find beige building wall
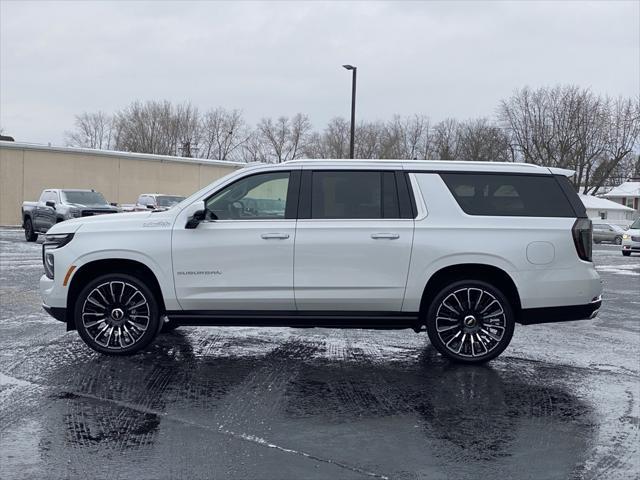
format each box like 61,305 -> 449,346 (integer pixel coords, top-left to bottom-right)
0,143 -> 241,225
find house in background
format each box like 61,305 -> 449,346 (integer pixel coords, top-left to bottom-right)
603,180 -> 640,220
579,195 -> 635,226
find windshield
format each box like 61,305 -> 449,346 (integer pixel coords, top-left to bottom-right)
62,191 -> 108,205
156,195 -> 185,207
631,218 -> 640,229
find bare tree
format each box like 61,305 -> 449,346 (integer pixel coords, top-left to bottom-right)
64,89 -> 637,188
257,113 -> 311,163
379,115 -> 433,159
355,121 -> 384,159
111,100 -> 200,156
456,118 -> 513,162
587,97 -> 640,193
499,86 -> 639,191
432,118 -> 460,160
199,108 -> 248,161
65,111 -> 113,149
324,117 -> 351,158
241,130 -> 267,163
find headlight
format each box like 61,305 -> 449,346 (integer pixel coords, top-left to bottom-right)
69,208 -> 81,218
42,233 -> 75,279
623,234 -> 630,239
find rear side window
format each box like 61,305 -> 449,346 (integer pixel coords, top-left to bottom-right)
440,173 -> 576,217
310,171 -> 399,219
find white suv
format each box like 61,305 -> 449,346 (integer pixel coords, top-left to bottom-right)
40,160 -> 602,363
621,217 -> 640,256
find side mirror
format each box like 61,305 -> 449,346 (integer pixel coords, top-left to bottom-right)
184,201 -> 206,229
110,202 -> 118,207
46,201 -> 55,208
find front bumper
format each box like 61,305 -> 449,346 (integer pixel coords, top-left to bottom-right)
42,303 -> 66,323
518,296 -> 602,325
622,240 -> 640,252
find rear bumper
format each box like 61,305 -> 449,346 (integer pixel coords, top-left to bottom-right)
518,296 -> 602,325
42,303 -> 67,323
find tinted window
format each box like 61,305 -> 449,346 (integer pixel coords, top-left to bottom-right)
440,173 -> 576,217
311,171 -> 399,219
206,172 -> 289,220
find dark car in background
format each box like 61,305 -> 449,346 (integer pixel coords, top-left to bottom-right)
21,189 -> 118,241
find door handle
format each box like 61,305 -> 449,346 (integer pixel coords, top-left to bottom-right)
261,233 -> 290,240
371,233 -> 400,239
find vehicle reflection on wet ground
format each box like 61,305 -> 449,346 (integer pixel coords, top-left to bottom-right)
1,230 -> 638,479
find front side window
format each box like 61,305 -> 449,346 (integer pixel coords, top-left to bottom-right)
310,171 -> 399,219
206,172 -> 289,220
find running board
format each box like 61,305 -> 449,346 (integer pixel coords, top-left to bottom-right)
165,310 -> 420,329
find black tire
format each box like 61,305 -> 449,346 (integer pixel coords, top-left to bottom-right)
24,218 -> 38,242
160,318 -> 181,333
614,236 -> 622,245
74,273 -> 162,355
425,280 -> 515,364
622,251 -> 631,257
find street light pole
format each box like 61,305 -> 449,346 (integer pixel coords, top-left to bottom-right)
342,64 -> 357,159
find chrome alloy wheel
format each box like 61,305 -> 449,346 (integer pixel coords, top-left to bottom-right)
81,281 -> 151,350
435,287 -> 507,358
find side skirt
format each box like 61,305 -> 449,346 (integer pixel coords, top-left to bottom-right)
165,310 -> 421,330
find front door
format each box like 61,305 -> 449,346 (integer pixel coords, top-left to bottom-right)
35,190 -> 57,231
172,169 -> 300,311
294,169 -> 414,311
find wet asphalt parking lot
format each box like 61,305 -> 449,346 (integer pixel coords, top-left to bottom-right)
0,228 -> 638,480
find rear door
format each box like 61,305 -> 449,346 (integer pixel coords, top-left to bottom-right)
294,168 -> 414,311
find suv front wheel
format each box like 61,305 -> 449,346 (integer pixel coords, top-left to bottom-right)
426,280 -> 515,364
74,273 -> 162,355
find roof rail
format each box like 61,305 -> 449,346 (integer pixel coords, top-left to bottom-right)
241,161 -> 269,168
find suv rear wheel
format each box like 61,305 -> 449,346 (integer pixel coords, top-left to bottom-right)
426,280 -> 515,364
74,273 -> 162,355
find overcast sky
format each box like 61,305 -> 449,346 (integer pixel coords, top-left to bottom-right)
1,0 -> 638,145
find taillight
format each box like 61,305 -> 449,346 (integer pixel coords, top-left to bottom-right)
572,218 -> 592,262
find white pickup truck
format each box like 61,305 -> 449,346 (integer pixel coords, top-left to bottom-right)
39,160 -> 602,363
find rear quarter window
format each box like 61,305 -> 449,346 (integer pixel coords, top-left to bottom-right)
440,173 -> 577,217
